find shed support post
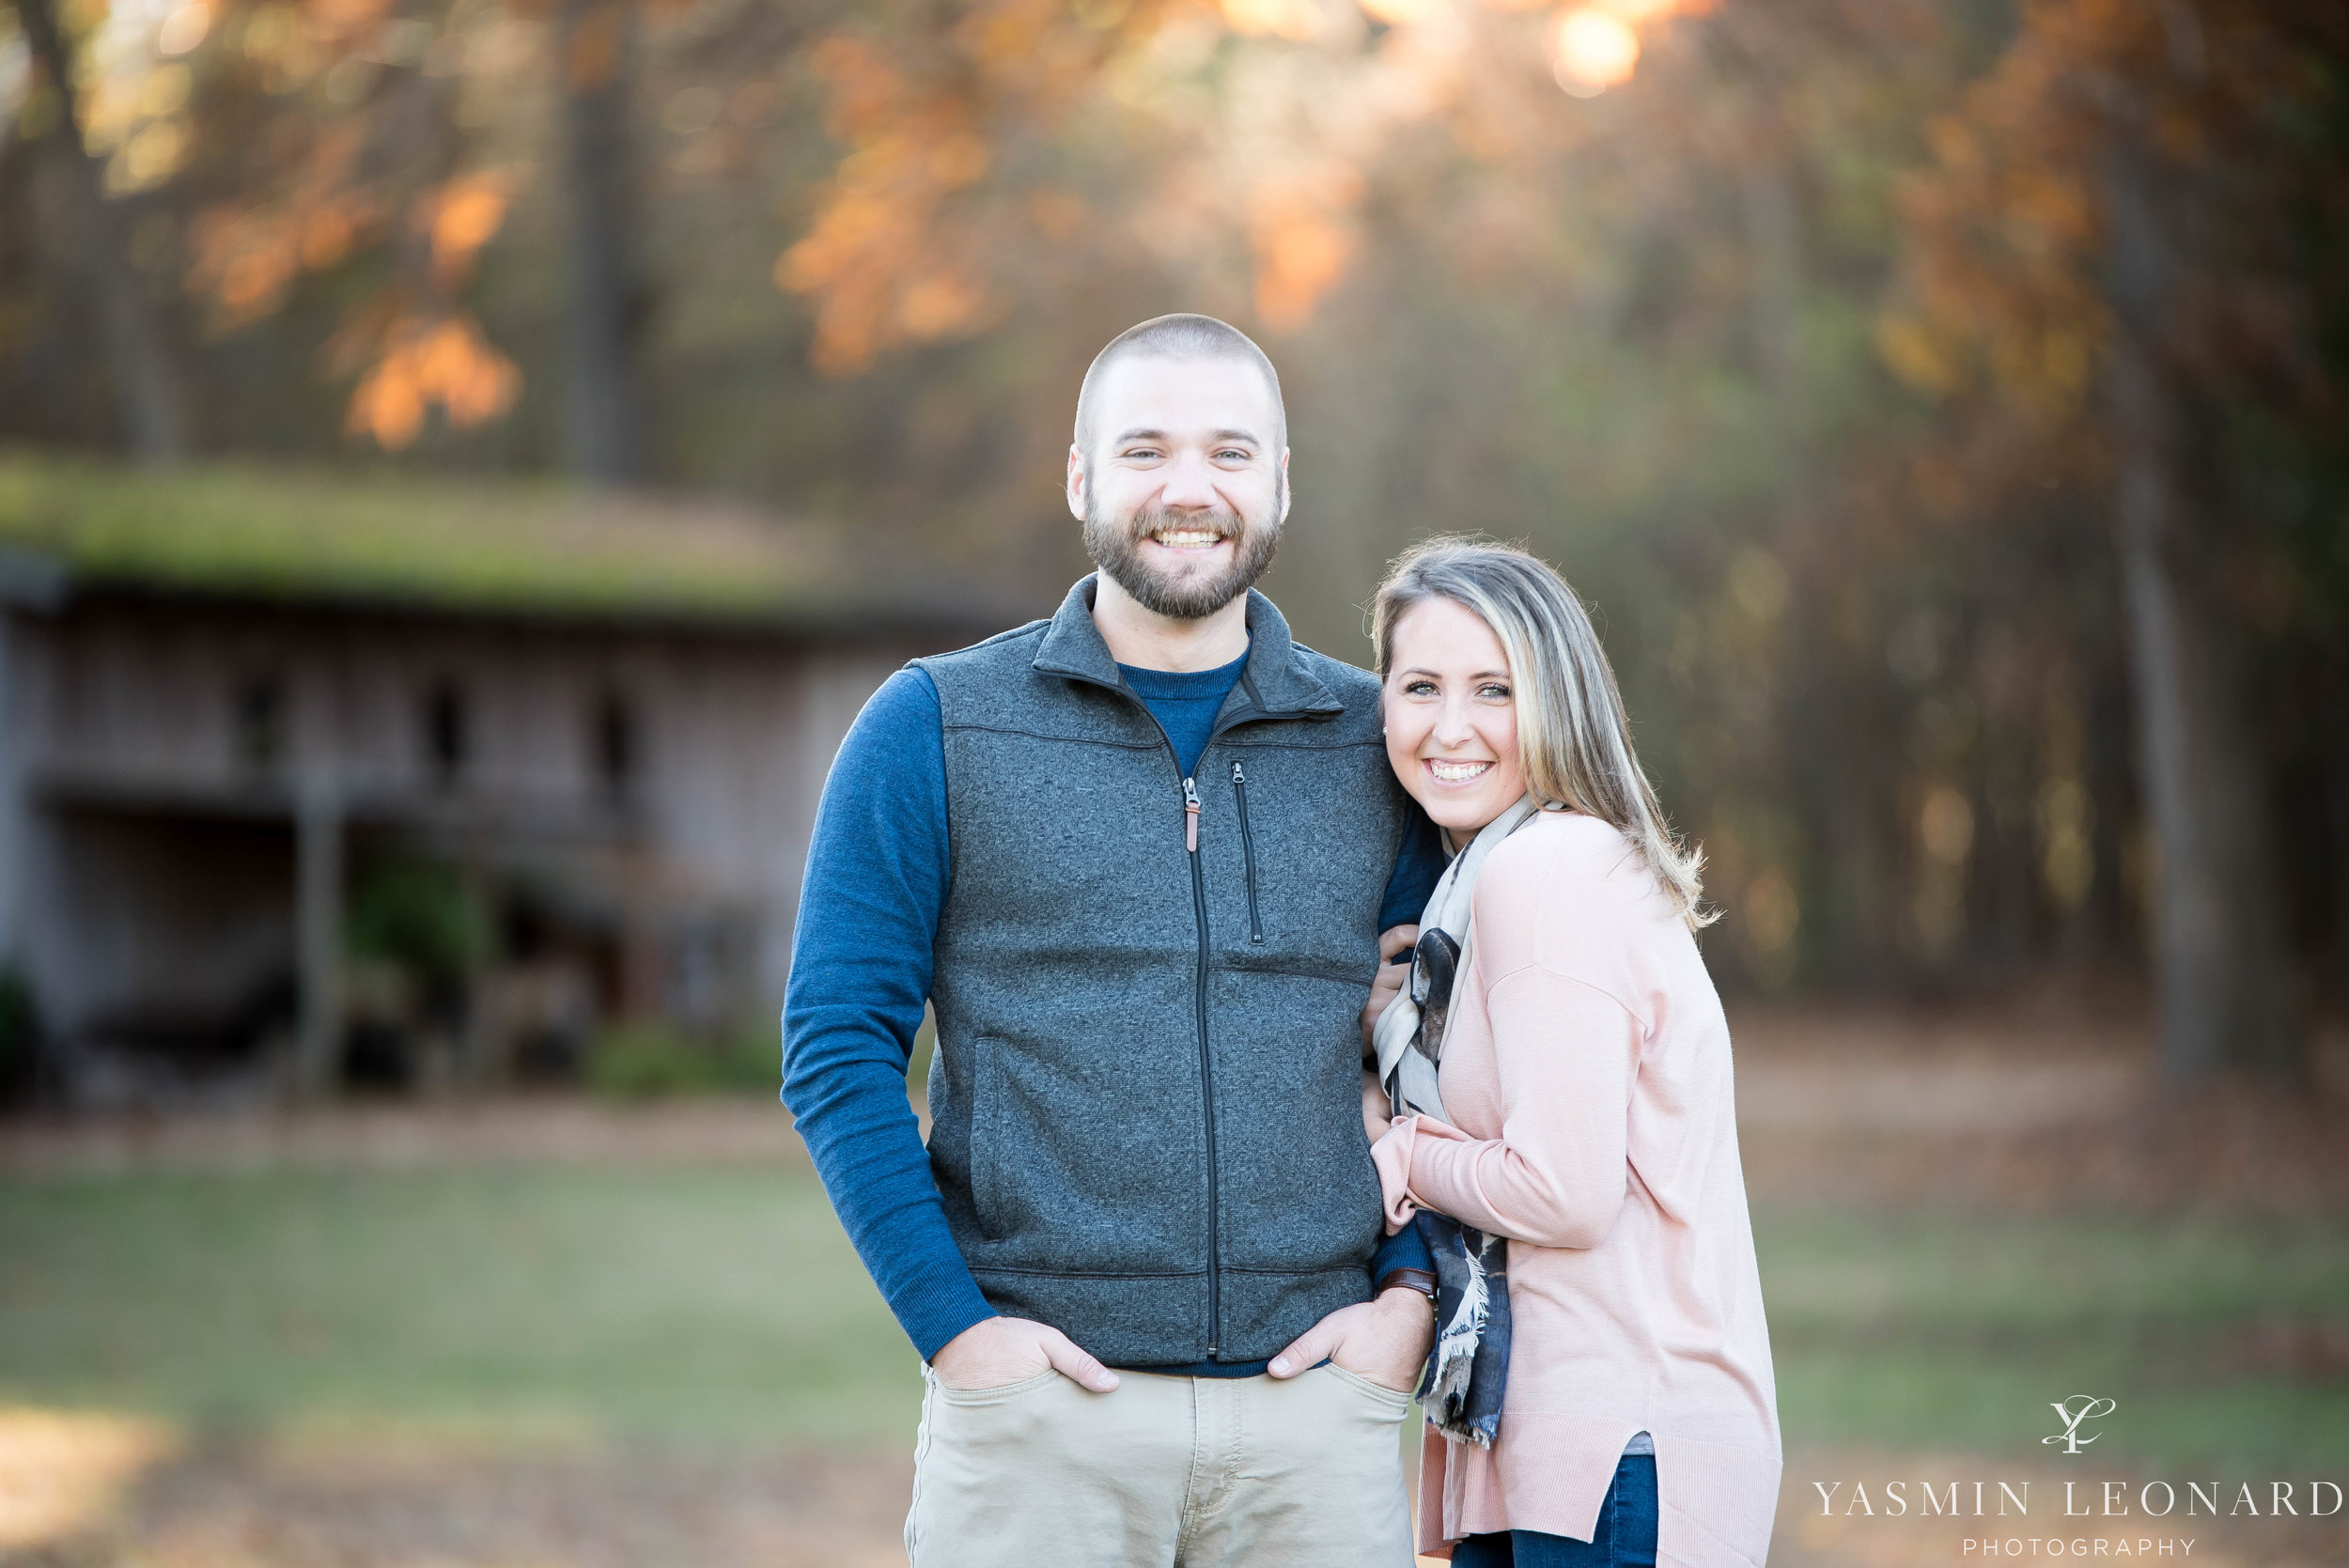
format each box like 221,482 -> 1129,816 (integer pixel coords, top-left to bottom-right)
295,787 -> 343,1097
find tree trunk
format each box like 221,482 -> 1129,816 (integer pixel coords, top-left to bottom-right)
2103,141 -> 2297,1084
556,0 -> 651,483
11,0 -> 188,463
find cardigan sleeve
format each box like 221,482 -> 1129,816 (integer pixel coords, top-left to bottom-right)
1370,966 -> 1640,1250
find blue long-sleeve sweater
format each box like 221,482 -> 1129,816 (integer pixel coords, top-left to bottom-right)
781,652 -> 1443,1367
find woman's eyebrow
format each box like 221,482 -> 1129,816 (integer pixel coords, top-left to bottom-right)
1394,667 -> 1511,680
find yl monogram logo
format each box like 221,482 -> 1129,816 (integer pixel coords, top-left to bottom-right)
2044,1395 -> 2117,1454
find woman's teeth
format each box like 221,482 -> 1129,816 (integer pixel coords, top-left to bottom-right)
1151,529 -> 1226,550
1428,760 -> 1493,784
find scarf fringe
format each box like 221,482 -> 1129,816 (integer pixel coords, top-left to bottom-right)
1426,1237 -> 1495,1448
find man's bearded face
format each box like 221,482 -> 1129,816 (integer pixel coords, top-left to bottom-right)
1083,482 -> 1283,621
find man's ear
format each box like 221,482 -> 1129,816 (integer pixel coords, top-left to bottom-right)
1066,444 -> 1087,522
1278,447 -> 1292,524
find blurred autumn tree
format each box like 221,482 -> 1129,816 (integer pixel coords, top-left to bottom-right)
1882,0 -> 2349,1079
8,0 -> 188,458
0,0 -> 2341,1065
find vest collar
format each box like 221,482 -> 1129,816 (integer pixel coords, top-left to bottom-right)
1034,574 -> 1344,719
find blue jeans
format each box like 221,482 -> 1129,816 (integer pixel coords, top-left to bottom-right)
1450,1453 -> 1658,1568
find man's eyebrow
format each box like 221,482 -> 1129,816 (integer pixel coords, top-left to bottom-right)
1109,427 -> 1265,447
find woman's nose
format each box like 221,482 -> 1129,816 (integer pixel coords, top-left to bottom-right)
1430,698 -> 1475,748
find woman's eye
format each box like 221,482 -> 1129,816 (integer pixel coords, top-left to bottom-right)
1477,683 -> 1512,701
1402,680 -> 1437,697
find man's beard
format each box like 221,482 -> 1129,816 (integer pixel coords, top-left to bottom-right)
1084,497 -> 1283,621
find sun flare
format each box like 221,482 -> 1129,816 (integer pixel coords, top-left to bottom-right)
1549,8 -> 1641,96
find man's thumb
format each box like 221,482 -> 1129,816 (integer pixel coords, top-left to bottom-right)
1268,1323 -> 1336,1380
1042,1328 -> 1120,1393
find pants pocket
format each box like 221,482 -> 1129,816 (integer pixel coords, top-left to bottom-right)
1325,1361 -> 1415,1416
929,1366 -> 1061,1407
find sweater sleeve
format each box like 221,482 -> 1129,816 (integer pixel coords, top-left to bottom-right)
1377,800 -> 1447,932
1370,966 -> 1640,1250
780,667 -> 997,1360
1362,802 -> 1443,1281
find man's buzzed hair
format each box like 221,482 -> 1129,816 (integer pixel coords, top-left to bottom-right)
1073,313 -> 1287,460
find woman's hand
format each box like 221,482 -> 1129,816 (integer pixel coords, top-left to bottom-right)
1361,924 -> 1416,1141
1360,924 -> 1419,1050
1361,1067 -> 1393,1146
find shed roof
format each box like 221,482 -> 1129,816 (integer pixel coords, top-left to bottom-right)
0,449 -> 1006,633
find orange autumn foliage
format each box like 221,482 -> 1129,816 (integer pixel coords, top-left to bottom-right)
342,313 -> 522,449
1882,0 -> 2344,474
426,175 -> 511,289
776,0 -> 1181,375
780,0 -> 1707,368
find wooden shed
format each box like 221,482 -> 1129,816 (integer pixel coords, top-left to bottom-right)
0,453 -> 1018,1103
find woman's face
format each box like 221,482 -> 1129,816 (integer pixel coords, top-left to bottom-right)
1383,596 -> 1527,838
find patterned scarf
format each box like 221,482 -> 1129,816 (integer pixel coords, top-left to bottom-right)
1370,796 -> 1544,1449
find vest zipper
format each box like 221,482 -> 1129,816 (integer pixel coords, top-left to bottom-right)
1182,773 -> 1221,1357
1052,667 -> 1315,1366
1230,760 -> 1265,943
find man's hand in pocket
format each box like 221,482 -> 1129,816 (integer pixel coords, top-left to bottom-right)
930,1316 -> 1121,1393
1264,1288 -> 1433,1394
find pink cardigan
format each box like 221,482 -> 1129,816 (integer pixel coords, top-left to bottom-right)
1371,810 -> 1781,1566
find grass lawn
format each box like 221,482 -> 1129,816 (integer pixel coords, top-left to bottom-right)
2,1156 -> 2344,1467
1760,1206 -> 2349,1473
0,1161 -> 924,1449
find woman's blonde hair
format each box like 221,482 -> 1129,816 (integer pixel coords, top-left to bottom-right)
1372,536 -> 1715,929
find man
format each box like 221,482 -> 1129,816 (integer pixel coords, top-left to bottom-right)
782,314 -> 1443,1566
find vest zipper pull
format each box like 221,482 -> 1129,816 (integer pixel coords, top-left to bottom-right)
1183,776 -> 1201,853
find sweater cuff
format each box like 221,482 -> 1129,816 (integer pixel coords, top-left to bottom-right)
1370,1114 -> 1421,1234
1369,1217 -> 1434,1285
905,1275 -> 1003,1363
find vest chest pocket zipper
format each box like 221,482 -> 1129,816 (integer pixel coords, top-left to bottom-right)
1230,760 -> 1265,944
967,1035 -> 1014,1243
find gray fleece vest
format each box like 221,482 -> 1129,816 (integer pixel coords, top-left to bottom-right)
915,577 -> 1410,1367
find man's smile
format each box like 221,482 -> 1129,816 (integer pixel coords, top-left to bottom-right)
1145,526 -> 1234,554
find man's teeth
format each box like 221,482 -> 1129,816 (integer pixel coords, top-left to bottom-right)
1429,760 -> 1493,783
1152,530 -> 1225,549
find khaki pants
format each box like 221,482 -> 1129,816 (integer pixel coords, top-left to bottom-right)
905,1363 -> 1417,1567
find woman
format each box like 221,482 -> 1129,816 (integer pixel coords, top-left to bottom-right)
1361,538 -> 1780,1567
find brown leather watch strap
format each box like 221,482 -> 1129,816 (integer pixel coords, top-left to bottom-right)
1375,1267 -> 1439,1301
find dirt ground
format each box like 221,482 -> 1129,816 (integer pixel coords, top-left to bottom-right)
5,999 -> 2344,1568
13,1421 -> 2349,1568
10,997 -> 2342,1205
1,1418 -> 916,1568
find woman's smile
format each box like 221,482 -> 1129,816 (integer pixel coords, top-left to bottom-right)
1424,758 -> 1495,785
